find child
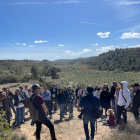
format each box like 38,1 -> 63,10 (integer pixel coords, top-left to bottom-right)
68,89 -> 75,119
57,89 -> 66,121
103,109 -> 116,126
114,87 -> 120,117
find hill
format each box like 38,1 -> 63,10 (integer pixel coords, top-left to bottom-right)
86,48 -> 140,72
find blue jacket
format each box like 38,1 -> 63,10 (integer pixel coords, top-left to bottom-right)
51,87 -> 58,99
14,94 -> 25,106
79,93 -> 100,115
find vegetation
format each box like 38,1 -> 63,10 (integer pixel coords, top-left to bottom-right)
86,48 -> 140,72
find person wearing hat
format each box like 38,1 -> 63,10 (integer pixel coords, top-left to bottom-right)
51,84 -> 58,112
30,84 -> 57,140
132,83 -> 140,122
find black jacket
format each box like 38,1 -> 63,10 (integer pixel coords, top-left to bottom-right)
133,89 -> 140,107
51,87 -> 58,99
110,86 -> 117,99
14,94 -> 25,106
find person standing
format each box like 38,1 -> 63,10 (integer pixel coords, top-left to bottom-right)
51,84 -> 58,111
75,85 -> 80,107
79,85 -> 100,140
23,85 -> 29,96
110,81 -> 117,108
42,87 -> 52,119
30,84 -> 57,140
68,89 -> 75,119
57,89 -> 66,121
100,87 -> 111,116
14,88 -> 25,128
77,87 -> 83,110
132,83 -> 140,122
94,88 -> 101,99
63,86 -> 68,113
114,87 -> 120,117
117,81 -> 131,124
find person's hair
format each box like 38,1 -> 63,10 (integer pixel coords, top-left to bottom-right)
59,89 -> 63,94
108,109 -> 113,115
87,85 -> 93,93
28,89 -> 31,92
116,86 -> 121,90
15,88 -> 20,95
44,87 -> 47,89
0,90 -> 6,100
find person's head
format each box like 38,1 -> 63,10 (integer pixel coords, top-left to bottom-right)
120,81 -> 128,90
28,89 -> 32,95
80,87 -> 83,90
0,90 -> 6,101
97,88 -> 100,91
108,109 -> 113,115
44,87 -> 47,92
113,81 -> 117,87
32,84 -> 41,94
96,85 -> 98,89
69,86 -> 72,90
15,88 -> 20,95
133,83 -> 139,91
19,85 -> 23,91
87,85 -> 93,93
116,87 -> 121,94
104,83 -> 108,87
52,84 -> 55,88
25,85 -> 28,90
78,85 -> 80,89
84,89 -> 87,94
64,86 -> 67,90
103,87 -> 107,91
59,89 -> 63,94
69,89 -> 72,93
2,87 -> 7,92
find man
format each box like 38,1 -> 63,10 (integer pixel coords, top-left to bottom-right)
132,83 -> 140,122
117,81 -> 131,124
30,84 -> 57,140
23,85 -> 29,96
42,87 -> 52,119
79,85 -> 100,140
75,85 -> 80,107
63,86 -> 68,113
51,84 -> 58,111
110,81 -> 117,108
0,89 -> 11,126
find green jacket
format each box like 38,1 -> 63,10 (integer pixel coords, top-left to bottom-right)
57,93 -> 66,104
133,89 -> 140,107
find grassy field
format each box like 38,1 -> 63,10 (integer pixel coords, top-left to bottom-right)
45,70 -> 140,90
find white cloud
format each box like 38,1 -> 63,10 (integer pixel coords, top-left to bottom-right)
22,43 -> 26,46
8,2 -> 47,5
128,44 -> 140,48
64,0 -> 83,4
120,31 -> 140,39
15,43 -> 21,45
83,49 -> 91,52
97,32 -> 110,38
117,1 -> 140,5
58,44 -> 64,47
65,50 -> 72,53
80,21 -> 111,26
92,43 -> 98,46
96,46 -> 115,52
124,44 -> 128,45
34,40 -> 48,43
29,45 -> 35,47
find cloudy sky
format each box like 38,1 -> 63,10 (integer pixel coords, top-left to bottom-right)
0,0 -> 140,60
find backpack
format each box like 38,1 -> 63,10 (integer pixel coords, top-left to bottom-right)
29,95 -> 39,121
87,95 -> 103,119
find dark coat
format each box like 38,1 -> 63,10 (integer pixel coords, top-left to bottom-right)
57,93 -> 66,104
133,89 -> 140,107
51,87 -> 58,99
63,90 -> 68,101
110,86 -> 117,99
100,91 -> 111,109
14,94 -> 25,106
75,88 -> 79,97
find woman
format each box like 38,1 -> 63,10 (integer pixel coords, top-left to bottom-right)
57,89 -> 66,121
14,88 -> 25,128
100,87 -> 111,116
77,87 -> 83,110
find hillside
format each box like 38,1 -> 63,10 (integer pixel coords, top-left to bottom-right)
86,48 -> 140,72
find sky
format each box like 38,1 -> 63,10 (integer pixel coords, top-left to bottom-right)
0,0 -> 140,61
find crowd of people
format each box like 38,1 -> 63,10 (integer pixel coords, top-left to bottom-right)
0,81 -> 140,140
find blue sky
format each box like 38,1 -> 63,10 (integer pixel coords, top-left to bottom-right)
0,0 -> 140,61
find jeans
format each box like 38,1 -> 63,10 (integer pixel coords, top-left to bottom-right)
83,114 -> 95,140
36,115 -> 57,140
51,98 -> 57,111
45,100 -> 52,116
117,105 -> 127,124
75,97 -> 77,106
16,106 -> 25,126
69,102 -> 73,115
64,101 -> 68,112
114,103 -> 117,117
60,104 -> 64,119
111,99 -> 115,108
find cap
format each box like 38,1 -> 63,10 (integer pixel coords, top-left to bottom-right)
84,89 -> 87,92
32,84 -> 41,90
133,83 -> 139,87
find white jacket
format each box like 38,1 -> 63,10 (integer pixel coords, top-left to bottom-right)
118,81 -> 131,109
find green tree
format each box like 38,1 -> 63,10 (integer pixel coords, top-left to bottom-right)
14,64 -> 23,76
30,63 -> 39,79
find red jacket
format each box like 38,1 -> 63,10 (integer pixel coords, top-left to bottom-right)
107,114 -> 116,126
